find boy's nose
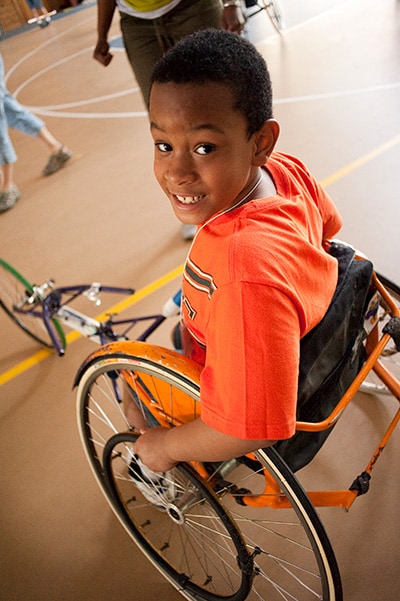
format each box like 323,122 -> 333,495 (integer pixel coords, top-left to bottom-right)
165,157 -> 196,186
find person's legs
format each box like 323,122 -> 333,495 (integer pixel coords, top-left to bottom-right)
163,0 -> 222,43
3,88 -> 44,137
120,13 -> 166,108
39,2 -> 49,17
37,126 -> 63,154
0,71 -> 18,207
119,0 -> 221,240
0,57 -> 17,168
41,135 -> 72,176
3,91 -> 71,175
120,0 -> 222,108
1,163 -> 14,189
42,149 -> 72,175
0,162 -> 20,213
30,0 -> 49,17
0,111 -> 17,168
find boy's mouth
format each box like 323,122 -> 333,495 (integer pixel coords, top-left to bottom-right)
175,194 -> 204,205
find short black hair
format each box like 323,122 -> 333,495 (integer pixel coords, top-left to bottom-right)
150,29 -> 273,137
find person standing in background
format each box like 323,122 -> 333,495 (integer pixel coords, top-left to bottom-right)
0,54 -> 72,213
93,0 -> 245,240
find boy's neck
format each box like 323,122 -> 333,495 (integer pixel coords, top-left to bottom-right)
259,167 -> 277,198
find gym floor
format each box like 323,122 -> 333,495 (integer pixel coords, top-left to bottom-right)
0,0 -> 399,599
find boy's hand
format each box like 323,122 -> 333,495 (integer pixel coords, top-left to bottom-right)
134,427 -> 177,473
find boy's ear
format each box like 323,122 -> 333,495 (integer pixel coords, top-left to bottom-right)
253,120 -> 280,166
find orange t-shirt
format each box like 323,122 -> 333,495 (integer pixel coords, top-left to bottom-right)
181,152 -> 343,441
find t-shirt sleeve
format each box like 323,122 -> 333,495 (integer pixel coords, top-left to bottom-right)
317,186 -> 343,240
270,153 -> 343,240
295,160 -> 343,240
199,281 -> 300,441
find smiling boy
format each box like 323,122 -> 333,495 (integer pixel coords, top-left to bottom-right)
134,29 -> 342,472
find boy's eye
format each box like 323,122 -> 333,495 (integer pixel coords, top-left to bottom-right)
156,142 -> 172,153
195,144 -> 216,155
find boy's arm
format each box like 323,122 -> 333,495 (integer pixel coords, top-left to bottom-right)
93,0 -> 116,66
321,193 -> 342,240
134,418 -> 275,473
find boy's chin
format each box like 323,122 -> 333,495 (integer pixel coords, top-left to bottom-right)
175,213 -> 200,226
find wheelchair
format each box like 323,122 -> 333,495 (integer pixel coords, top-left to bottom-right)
74,241 -> 400,601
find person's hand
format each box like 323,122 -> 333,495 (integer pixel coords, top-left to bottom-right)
93,40 -> 113,66
221,6 -> 246,33
133,427 -> 177,473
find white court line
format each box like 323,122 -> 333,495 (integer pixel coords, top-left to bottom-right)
274,82 -> 400,105
25,80 -> 400,119
28,108 -> 148,118
6,0 -> 397,120
11,45 -> 146,118
284,0 -> 358,34
5,14 -> 148,118
5,14 -> 96,83
22,88 -> 137,111
257,0 -> 359,45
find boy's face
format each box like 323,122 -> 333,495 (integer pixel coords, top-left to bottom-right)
149,81 -> 265,225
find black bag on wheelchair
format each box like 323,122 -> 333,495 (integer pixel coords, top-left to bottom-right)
273,241 -> 374,472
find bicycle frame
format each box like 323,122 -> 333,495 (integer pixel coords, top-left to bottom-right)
14,281 -> 165,356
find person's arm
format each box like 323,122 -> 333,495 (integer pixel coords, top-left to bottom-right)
221,1 -> 246,33
93,0 -> 117,66
133,418 -> 275,472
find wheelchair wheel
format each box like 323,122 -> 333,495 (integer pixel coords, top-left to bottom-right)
76,345 -> 342,601
261,0 -> 285,33
360,274 -> 400,396
0,258 -> 64,348
103,431 -> 253,601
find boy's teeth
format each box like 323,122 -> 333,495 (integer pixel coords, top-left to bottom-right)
176,195 -> 202,204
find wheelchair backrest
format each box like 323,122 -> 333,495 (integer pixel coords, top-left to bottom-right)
274,241 -> 374,472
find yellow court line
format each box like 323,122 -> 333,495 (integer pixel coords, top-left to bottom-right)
0,264 -> 183,387
320,133 -> 400,188
1,132 -> 400,387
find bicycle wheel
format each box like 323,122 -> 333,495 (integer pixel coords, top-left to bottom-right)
76,343 -> 342,601
0,258 -> 65,348
261,0 -> 286,33
360,274 -> 400,396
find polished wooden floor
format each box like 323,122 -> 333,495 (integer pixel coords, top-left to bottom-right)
1,0 -> 400,599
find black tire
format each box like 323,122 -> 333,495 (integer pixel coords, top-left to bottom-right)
360,273 -> 400,396
104,431 -> 253,601
0,258 -> 64,348
76,347 -> 342,600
